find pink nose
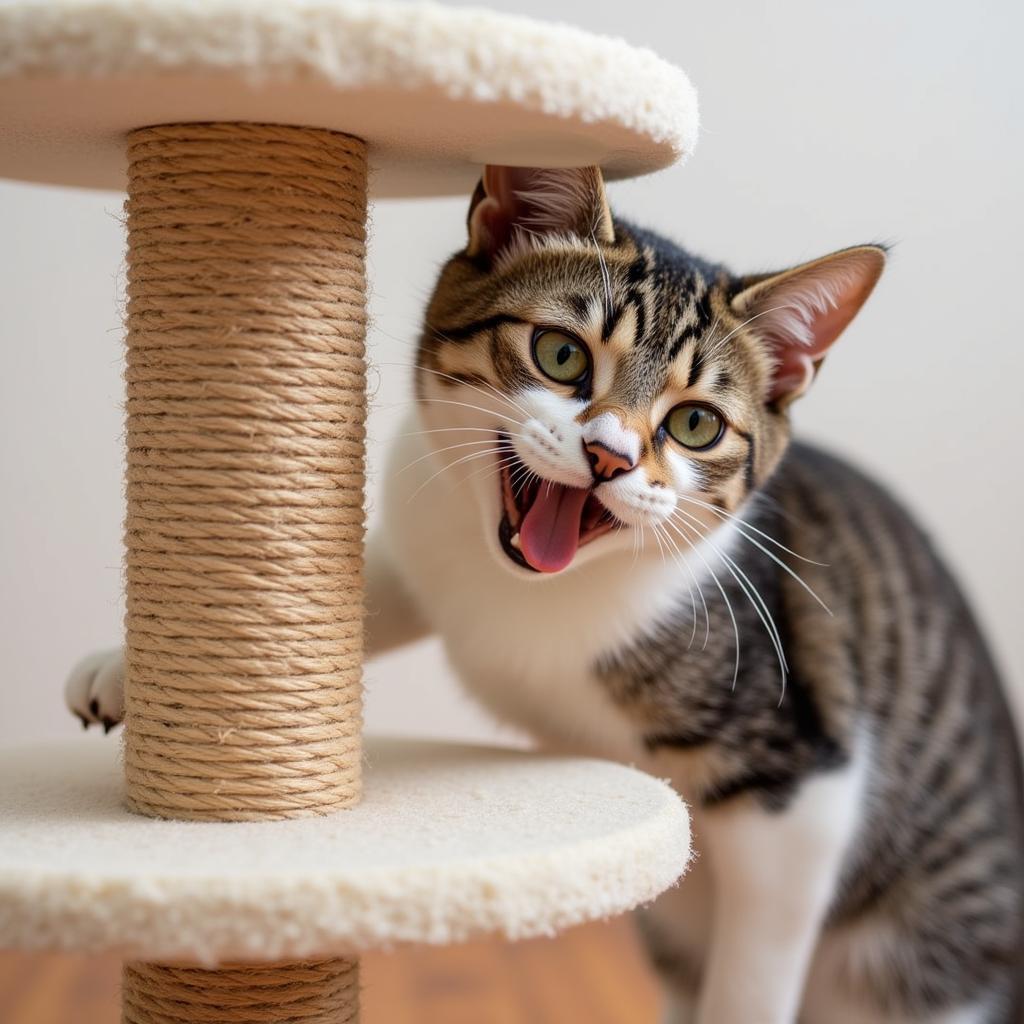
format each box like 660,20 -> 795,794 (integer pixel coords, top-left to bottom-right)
584,440 -> 635,481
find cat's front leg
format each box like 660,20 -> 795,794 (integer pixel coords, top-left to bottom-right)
364,530 -> 432,657
65,647 -> 124,730
693,754 -> 866,1024
64,532 -> 429,729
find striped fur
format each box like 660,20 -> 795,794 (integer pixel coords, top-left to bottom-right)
398,167 -> 1024,1022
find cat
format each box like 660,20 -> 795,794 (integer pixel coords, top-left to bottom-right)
68,165 -> 1024,1024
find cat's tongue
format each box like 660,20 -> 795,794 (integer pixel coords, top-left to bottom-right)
519,483 -> 591,573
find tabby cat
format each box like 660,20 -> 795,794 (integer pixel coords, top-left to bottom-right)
68,166 -> 1023,1023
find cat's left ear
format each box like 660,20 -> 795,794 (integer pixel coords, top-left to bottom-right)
466,166 -> 614,264
731,245 -> 886,405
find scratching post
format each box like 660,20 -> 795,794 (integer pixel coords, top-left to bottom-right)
123,123 -> 367,821
123,122 -> 368,1018
122,959 -> 360,1024
0,3 -> 699,1022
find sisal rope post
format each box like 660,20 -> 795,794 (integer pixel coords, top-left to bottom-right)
121,123 -> 368,1019
123,122 -> 366,821
122,960 -> 360,1024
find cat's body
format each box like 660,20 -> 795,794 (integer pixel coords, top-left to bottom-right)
380,424 -> 1023,1023
68,167 -> 1024,1023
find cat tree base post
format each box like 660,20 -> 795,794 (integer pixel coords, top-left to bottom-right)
122,959 -> 360,1024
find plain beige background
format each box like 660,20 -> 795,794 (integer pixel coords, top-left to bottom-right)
1,0 -> 1021,747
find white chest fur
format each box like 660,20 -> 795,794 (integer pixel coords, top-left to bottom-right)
379,425 -> 696,762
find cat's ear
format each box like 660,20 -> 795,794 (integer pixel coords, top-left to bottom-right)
466,166 -> 614,264
731,245 -> 886,405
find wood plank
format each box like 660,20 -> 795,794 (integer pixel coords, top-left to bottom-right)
0,918 -> 661,1023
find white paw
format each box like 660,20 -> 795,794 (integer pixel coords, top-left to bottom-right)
65,647 -> 124,733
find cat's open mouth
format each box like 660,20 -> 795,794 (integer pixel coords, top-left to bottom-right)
496,437 -> 617,573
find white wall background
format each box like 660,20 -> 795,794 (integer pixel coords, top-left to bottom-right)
1,0 -> 1021,747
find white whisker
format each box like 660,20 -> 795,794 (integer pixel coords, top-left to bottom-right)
652,522 -> 701,649
464,453 -> 522,487
591,228 -> 614,324
406,446 -> 509,504
676,493 -> 827,566
375,359 -> 534,422
650,519 -> 669,570
395,438 -> 510,477
671,508 -> 788,699
703,304 -> 790,361
665,516 -> 741,688
410,396 -> 527,429
398,425 -> 527,441
676,495 -> 831,615
511,465 -> 539,499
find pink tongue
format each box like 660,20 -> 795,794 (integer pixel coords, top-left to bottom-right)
519,483 -> 591,573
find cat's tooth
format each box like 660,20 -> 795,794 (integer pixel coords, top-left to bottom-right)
510,532 -> 521,550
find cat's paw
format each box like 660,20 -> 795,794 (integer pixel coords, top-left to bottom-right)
65,648 -> 124,733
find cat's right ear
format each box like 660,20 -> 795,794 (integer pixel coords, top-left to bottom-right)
466,166 -> 613,264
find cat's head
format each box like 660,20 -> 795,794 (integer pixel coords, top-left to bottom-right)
416,166 -> 884,577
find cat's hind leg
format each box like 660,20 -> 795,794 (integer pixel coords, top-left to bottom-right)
637,842 -> 714,1024
661,993 -> 698,1024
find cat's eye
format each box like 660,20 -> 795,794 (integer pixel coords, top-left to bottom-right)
665,404 -> 724,450
532,329 -> 590,384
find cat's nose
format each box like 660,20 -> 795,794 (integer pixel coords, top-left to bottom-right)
584,440 -> 636,482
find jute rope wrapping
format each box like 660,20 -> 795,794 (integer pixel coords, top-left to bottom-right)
123,122 -> 367,821
122,959 -> 359,1024
120,122 -> 367,1021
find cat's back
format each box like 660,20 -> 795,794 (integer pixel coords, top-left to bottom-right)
771,442 -> 1024,1009
771,439 -> 1005,650
768,439 -> 1019,774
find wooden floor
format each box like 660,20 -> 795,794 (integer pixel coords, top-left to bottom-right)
0,917 -> 662,1024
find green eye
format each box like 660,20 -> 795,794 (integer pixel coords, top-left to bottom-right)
533,329 -> 590,384
665,404 -> 724,450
